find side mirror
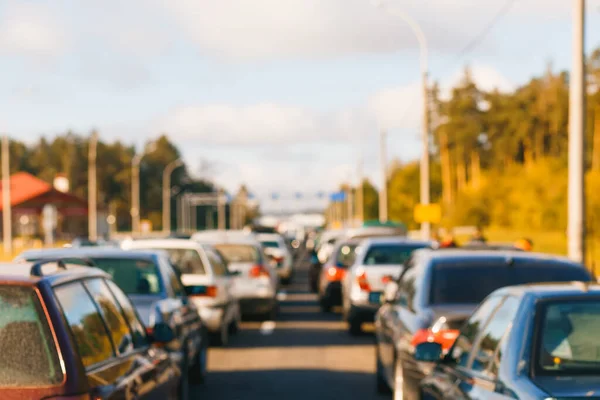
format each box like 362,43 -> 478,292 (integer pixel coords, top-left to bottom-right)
152,322 -> 175,344
383,281 -> 399,303
413,342 -> 443,362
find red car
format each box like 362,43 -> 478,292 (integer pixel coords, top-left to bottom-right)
0,258 -> 182,399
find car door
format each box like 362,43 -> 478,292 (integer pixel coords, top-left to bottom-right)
421,295 -> 515,400
54,280 -> 161,399
106,279 -> 180,399
206,247 -> 237,324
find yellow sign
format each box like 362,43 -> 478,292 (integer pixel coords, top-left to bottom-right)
414,204 -> 442,224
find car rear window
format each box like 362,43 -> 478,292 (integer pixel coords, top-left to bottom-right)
334,243 -> 359,268
162,248 -> 206,275
91,258 -> 162,295
0,286 -> 63,386
213,244 -> 260,263
261,241 -> 280,249
363,244 -> 426,266
429,261 -> 592,305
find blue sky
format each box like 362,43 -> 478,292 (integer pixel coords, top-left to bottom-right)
1,0 -> 600,211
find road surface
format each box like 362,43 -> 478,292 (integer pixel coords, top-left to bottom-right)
191,256 -> 388,399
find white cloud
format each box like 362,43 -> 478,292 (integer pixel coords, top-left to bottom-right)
0,3 -> 67,59
156,103 -> 370,145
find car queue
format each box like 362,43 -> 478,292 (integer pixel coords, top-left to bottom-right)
310,225 -> 600,399
2,228 -> 289,400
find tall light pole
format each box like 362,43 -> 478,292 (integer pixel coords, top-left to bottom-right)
88,131 -> 98,241
2,136 -> 11,256
131,142 -> 156,235
162,159 -> 183,234
356,157 -> 364,225
568,0 -> 586,262
376,1 -> 430,237
379,130 -> 389,223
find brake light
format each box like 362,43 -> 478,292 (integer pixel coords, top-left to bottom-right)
187,285 -> 218,298
250,265 -> 270,278
326,266 -> 346,281
356,271 -> 371,291
381,275 -> 392,284
411,328 -> 459,351
146,326 -> 153,336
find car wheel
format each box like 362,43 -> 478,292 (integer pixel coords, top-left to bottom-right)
211,322 -> 229,347
189,335 -> 208,385
376,345 -> 392,394
281,277 -> 292,285
229,308 -> 241,335
179,347 -> 191,399
319,297 -> 332,313
348,317 -> 362,336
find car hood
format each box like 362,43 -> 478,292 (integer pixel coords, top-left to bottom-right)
533,376 -> 600,398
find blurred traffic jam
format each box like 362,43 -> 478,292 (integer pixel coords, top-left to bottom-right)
0,219 -> 598,399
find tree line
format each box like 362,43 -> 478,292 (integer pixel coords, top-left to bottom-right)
6,134 -> 214,232
343,48 -> 600,234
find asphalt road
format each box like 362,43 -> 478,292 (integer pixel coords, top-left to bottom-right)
191,254 -> 389,400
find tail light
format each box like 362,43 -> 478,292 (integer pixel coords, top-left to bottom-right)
411,328 -> 459,351
326,266 -> 346,281
186,285 -> 218,298
250,265 -> 271,278
146,326 -> 153,336
356,270 -> 371,292
273,256 -> 284,266
381,275 -> 393,284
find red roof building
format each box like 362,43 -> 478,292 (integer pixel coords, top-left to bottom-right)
0,172 -> 89,238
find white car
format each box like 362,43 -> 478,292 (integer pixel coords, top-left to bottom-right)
121,238 -> 241,346
257,233 -> 294,284
342,237 -> 432,335
192,230 -> 279,320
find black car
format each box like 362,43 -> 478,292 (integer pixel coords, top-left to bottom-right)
375,249 -> 594,399
418,282 -> 600,399
317,238 -> 361,312
0,259 -> 181,399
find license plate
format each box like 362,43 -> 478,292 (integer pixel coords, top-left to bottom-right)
369,292 -> 383,304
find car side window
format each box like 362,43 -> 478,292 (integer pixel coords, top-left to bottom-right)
178,249 -> 207,275
397,267 -> 418,311
451,296 -> 504,368
206,249 -> 228,276
84,279 -> 134,355
167,265 -> 185,297
54,282 -> 115,368
105,279 -> 148,348
470,296 -> 520,376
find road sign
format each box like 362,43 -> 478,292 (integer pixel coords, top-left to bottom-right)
414,203 -> 442,224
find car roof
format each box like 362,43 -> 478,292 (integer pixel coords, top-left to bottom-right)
418,248 -> 580,266
492,282 -> 600,299
18,246 -> 165,261
192,230 -> 260,245
122,238 -> 201,250
0,261 -> 110,286
359,237 -> 433,247
257,233 -> 284,241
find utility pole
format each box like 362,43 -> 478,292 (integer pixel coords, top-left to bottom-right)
217,190 -> 226,230
2,136 -> 11,256
357,158 -> 364,224
131,154 -> 142,235
379,130 -> 388,223
162,159 -> 183,234
568,0 -> 586,262
346,187 -> 354,228
421,72 -> 431,239
88,131 -> 98,241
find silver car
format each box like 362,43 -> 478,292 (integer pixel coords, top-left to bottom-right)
192,230 -> 279,321
121,238 -> 241,346
342,237 -> 432,335
257,233 -> 294,284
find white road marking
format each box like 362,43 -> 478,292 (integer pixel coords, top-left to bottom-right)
260,321 -> 276,335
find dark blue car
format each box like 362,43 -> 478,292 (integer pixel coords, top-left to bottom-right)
416,282 -> 600,399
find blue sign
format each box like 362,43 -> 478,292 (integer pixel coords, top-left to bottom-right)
330,191 -> 346,202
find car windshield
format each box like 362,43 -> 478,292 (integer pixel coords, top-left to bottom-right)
430,261 -> 592,304
538,300 -> 600,373
261,241 -> 280,249
91,258 -> 162,295
214,244 -> 260,263
363,244 -> 426,265
334,243 -> 359,268
0,286 -> 63,386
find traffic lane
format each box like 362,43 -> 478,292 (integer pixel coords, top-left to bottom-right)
192,268 -> 388,399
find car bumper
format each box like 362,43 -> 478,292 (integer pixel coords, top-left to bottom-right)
198,305 -> 225,333
322,282 -> 342,305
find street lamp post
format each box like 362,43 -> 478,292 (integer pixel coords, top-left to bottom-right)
162,159 -> 183,234
88,131 -> 98,241
2,136 -> 11,256
376,1 -> 430,238
131,142 -> 156,235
